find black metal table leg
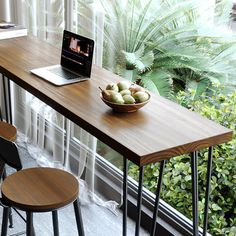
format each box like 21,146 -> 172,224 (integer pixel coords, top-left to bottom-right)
123,157 -> 128,236
191,151 -> 199,236
150,160 -> 166,236
135,166 -> 145,236
2,75 -> 9,123
203,147 -> 213,236
7,77 -> 12,124
0,106 -> 2,121
1,75 -> 12,124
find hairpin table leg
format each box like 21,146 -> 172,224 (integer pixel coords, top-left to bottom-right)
2,75 -> 9,123
135,166 -> 145,236
191,151 -> 199,236
150,160 -> 166,236
203,147 -> 213,236
123,157 -> 128,236
7,77 -> 12,124
2,75 -> 12,124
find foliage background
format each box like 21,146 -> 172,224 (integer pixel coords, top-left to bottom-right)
128,87 -> 236,235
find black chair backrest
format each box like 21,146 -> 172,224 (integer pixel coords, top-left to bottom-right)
0,136 -> 22,171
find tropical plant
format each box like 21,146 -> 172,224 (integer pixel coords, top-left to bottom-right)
77,0 -> 236,98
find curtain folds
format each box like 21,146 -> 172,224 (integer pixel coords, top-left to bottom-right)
0,0 -> 115,210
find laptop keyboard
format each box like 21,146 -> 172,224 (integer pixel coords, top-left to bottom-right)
48,67 -> 80,80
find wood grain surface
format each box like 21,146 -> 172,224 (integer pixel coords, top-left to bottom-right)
0,36 -> 232,166
1,167 -> 78,212
0,121 -> 17,141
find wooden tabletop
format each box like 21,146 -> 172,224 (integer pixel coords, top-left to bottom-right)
0,36 -> 232,166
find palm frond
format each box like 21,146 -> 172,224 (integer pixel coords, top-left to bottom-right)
140,70 -> 173,97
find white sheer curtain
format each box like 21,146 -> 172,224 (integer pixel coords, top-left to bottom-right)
0,0 -> 116,209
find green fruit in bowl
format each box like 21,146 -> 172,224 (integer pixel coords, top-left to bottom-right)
101,90 -> 118,101
120,89 -> 131,96
101,89 -> 124,104
106,83 -> 119,92
129,85 -> 145,96
133,91 -> 149,103
110,92 -> 124,104
117,80 -> 131,91
123,95 -> 135,104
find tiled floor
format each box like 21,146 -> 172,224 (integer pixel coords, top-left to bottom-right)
0,144 -> 149,236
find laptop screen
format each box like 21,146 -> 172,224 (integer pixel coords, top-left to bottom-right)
61,30 -> 94,77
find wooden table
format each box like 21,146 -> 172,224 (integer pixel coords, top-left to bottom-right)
0,36 -> 232,236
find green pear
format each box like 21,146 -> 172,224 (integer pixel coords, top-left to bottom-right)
133,91 -> 149,103
102,90 -> 118,101
106,83 -> 119,92
120,89 -> 131,96
129,85 -> 145,96
117,80 -> 131,91
123,94 -> 135,104
110,92 -> 124,104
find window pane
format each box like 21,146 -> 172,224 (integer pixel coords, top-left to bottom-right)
74,0 -> 236,235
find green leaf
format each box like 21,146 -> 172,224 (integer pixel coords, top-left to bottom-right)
135,50 -> 154,72
212,203 -> 222,211
140,70 -> 173,97
186,78 -> 210,98
121,46 -> 154,72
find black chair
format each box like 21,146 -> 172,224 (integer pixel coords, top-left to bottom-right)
0,107 -> 17,228
0,136 -> 85,236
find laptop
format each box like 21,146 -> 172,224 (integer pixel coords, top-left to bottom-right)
30,30 -> 94,86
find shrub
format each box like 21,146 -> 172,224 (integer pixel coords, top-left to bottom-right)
129,86 -> 236,235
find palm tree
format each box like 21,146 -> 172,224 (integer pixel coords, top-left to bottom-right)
77,0 -> 236,98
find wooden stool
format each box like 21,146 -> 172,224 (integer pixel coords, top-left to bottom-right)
0,121 -> 17,141
1,167 -> 85,236
0,137 -> 84,236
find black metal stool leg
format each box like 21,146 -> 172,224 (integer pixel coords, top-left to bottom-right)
123,157 -> 128,236
1,168 -> 14,229
150,160 -> 166,236
8,208 -> 13,228
191,151 -> 199,236
52,210 -> 59,236
203,147 -> 213,236
135,166 -> 145,236
1,207 -> 10,236
73,199 -> 85,236
26,212 -> 33,236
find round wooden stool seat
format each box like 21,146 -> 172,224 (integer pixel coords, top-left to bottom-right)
0,121 -> 17,141
1,167 -> 79,212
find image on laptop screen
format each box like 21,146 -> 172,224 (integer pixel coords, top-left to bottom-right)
61,31 -> 94,77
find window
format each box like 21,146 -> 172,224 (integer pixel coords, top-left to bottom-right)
71,1 -> 236,235
3,0 -> 234,235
